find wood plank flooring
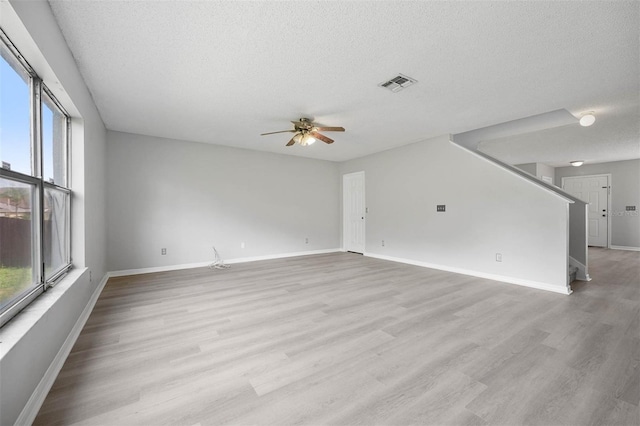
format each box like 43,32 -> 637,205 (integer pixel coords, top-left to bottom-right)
34,248 -> 639,425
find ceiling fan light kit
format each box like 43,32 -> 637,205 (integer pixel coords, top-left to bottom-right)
293,132 -> 316,146
261,117 -> 345,147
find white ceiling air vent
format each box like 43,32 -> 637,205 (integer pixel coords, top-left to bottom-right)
379,74 -> 418,92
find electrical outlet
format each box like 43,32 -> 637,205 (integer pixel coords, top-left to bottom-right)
496,253 -> 502,262
382,240 -> 385,247
161,248 -> 167,255
305,237 -> 309,244
240,242 -> 245,249
89,270 -> 92,282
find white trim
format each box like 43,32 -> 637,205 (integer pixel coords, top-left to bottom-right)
451,109 -> 577,148
342,171 -> 366,254
109,261 -> 212,277
565,203 -> 571,287
226,249 -> 340,264
610,245 -> 640,252
365,252 -> 572,295
562,174 -> 612,249
15,272 -> 109,426
450,141 -> 579,204
569,256 -> 591,281
109,249 -> 342,277
606,174 -> 613,249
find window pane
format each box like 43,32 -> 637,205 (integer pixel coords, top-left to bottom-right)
42,93 -> 66,186
0,47 -> 31,176
0,177 -> 37,310
44,186 -> 68,279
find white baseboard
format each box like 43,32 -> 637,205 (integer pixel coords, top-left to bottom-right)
109,261 -> 212,277
109,248 -> 342,277
15,273 -> 109,426
610,245 -> 640,252
365,252 -> 572,295
226,248 -> 340,264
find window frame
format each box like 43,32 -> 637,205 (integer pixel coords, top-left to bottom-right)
0,28 -> 72,328
0,169 -> 43,321
43,182 -> 72,284
42,85 -> 70,187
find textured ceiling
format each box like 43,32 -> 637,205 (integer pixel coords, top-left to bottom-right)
48,0 -> 639,164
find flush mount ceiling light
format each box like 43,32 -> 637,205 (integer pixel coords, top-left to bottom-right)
570,161 -> 584,167
579,112 -> 596,127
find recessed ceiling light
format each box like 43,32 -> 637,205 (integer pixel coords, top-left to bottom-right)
579,113 -> 595,127
570,161 -> 584,167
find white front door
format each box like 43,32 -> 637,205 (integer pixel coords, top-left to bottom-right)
563,175 -> 609,247
343,171 -> 365,253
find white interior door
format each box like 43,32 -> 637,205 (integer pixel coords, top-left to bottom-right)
563,175 -> 609,247
343,171 -> 365,253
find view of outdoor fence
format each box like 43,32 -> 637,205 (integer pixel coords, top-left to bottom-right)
0,216 -> 32,267
1,180 -> 67,309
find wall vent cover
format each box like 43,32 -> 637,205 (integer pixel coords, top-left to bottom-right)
379,74 -> 417,92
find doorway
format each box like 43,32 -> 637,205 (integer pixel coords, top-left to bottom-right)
562,174 -> 611,247
343,171 -> 365,253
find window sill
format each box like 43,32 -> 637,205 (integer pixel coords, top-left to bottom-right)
0,267 -> 88,358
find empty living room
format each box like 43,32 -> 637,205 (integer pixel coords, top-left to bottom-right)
0,1 -> 638,425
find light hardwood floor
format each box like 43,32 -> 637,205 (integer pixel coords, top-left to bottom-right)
35,248 -> 639,425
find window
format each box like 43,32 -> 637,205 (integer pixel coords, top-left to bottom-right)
42,90 -> 68,186
0,37 -> 30,176
0,177 -> 36,312
0,29 -> 71,327
44,186 -> 70,279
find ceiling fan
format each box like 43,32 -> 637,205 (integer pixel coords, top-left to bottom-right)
261,118 -> 345,146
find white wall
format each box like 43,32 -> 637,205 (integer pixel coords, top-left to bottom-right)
514,163 -> 537,176
340,135 -> 570,293
0,1 -> 107,425
556,159 -> 640,249
514,162 -> 555,184
537,163 -> 555,184
569,202 -> 587,266
107,131 -> 340,271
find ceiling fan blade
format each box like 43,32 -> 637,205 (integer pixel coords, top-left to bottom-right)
286,137 -> 296,146
261,130 -> 296,136
314,126 -> 345,132
310,131 -> 334,144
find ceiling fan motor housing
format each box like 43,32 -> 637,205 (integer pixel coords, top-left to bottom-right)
261,117 -> 344,146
